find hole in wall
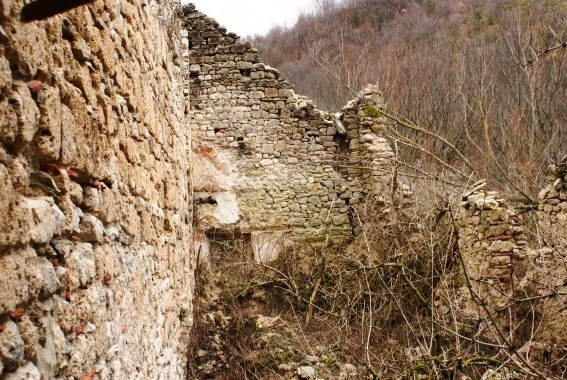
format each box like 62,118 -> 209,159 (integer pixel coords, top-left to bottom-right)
195,195 -> 217,205
101,180 -> 113,189
334,133 -> 349,177
236,137 -> 246,151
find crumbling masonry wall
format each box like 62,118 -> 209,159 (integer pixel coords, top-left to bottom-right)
0,1 -> 193,378
535,162 -> 567,346
181,5 -> 394,257
446,169 -> 567,362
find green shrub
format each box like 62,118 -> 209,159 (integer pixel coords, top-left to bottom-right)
363,105 -> 381,118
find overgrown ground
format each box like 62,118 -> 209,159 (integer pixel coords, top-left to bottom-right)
187,183 -> 566,379
187,237 -> 363,379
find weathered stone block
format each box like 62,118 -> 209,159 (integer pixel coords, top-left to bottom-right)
78,213 -> 105,244
10,81 -> 40,152
265,88 -> 279,98
0,99 -> 18,146
34,86 -> 62,161
2,362 -> 41,380
231,43 -> 247,53
37,257 -> 59,296
332,214 -> 350,226
237,61 -> 253,70
0,321 -> 24,371
261,144 -> 274,154
250,91 -> 264,99
0,247 -> 41,313
82,187 -> 101,211
66,243 -> 96,288
289,217 -> 306,226
22,197 -> 65,244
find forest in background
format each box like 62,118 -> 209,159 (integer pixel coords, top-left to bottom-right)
252,0 -> 567,199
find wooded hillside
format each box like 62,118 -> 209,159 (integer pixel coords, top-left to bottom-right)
252,0 -> 567,197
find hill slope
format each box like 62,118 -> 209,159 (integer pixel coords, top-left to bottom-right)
252,0 -> 567,195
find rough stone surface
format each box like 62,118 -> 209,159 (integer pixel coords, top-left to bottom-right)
442,177 -> 567,362
183,6 -> 394,251
0,321 -> 24,372
0,1 -> 193,378
78,213 -> 105,243
22,197 -> 65,244
297,365 -> 317,379
1,361 -> 40,380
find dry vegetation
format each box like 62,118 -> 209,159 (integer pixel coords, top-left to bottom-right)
189,195 -> 566,379
252,0 -> 567,198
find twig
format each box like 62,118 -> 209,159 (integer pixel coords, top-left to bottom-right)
305,277 -> 322,325
522,41 -> 567,67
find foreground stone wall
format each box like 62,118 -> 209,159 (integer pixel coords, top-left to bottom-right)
0,1 -> 193,378
182,5 -> 394,256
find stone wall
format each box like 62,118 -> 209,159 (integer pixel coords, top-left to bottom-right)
181,5 -> 394,259
538,159 -> 567,250
455,180 -> 531,305
535,160 -> 567,348
447,173 -> 567,362
0,1 -> 193,378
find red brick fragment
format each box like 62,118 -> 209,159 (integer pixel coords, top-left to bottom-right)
10,309 -> 26,320
27,80 -> 43,93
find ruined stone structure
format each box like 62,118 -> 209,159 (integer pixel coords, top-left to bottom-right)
538,160 -> 567,251
0,1 -> 397,377
535,161 -> 567,347
181,5 -> 394,263
446,173 -> 567,362
1,1 -> 565,378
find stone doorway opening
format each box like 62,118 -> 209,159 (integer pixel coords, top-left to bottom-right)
194,230 -> 284,272
194,230 -> 252,271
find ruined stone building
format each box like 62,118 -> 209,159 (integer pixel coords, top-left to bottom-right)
182,6 -> 394,263
0,1 -> 565,378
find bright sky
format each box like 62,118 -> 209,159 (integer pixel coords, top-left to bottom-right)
183,0 -> 314,38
